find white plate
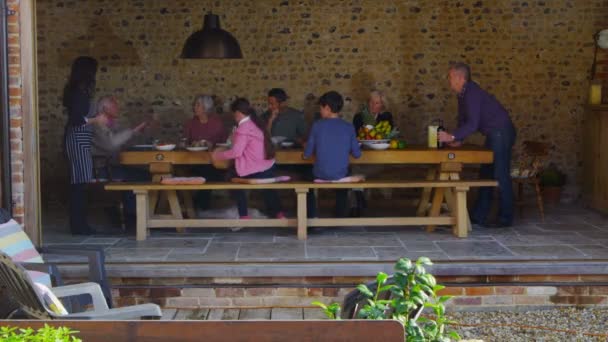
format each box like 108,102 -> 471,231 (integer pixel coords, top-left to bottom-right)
281,141 -> 294,147
155,144 -> 176,151
271,136 -> 287,144
366,143 -> 390,150
216,143 -> 231,147
186,146 -> 208,152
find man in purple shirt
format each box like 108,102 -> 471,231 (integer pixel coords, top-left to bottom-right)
439,62 -> 516,228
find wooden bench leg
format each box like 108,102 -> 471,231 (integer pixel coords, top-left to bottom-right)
416,167 -> 437,216
454,186 -> 469,238
134,190 -> 149,241
167,190 -> 185,233
296,188 -> 308,240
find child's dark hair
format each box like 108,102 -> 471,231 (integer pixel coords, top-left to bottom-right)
231,98 -> 275,160
268,88 -> 288,103
318,91 -> 344,113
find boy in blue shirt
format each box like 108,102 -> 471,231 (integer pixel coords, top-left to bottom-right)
304,91 -> 361,217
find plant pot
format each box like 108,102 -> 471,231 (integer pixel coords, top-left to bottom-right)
542,186 -> 562,204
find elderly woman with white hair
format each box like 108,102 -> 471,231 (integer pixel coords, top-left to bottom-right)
183,95 -> 228,211
183,94 -> 228,146
350,90 -> 394,217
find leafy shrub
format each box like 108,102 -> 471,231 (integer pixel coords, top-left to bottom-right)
539,163 -> 566,187
0,324 -> 82,342
314,257 -> 460,342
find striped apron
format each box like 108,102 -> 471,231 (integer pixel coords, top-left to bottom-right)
64,124 -> 94,184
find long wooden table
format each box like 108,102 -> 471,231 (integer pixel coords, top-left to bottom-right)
119,146 -> 493,231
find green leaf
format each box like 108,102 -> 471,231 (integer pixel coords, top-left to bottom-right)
311,301 -> 327,310
417,256 -> 433,266
433,284 -> 446,292
448,331 -> 462,340
378,284 -> 395,293
376,272 -> 389,285
414,264 -> 426,275
395,258 -> 413,273
356,284 -> 374,298
438,295 -> 453,304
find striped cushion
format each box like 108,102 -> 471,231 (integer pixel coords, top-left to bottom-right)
0,219 -> 51,286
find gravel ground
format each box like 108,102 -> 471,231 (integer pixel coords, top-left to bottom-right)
448,307 -> 608,341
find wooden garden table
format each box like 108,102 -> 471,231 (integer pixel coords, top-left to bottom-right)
119,146 -> 493,231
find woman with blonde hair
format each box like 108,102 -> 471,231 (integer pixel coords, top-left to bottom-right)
351,90 -> 394,217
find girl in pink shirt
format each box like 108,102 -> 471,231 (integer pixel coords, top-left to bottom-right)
213,98 -> 284,219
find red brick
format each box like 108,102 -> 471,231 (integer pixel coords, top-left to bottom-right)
114,298 -> 137,307
556,286 -> 589,296
322,288 -> 339,297
589,286 -> 608,295
149,287 -> 181,298
437,287 -> 464,296
576,296 -> 607,305
495,286 -> 525,295
549,296 -> 577,304
305,277 -> 336,284
118,288 -> 150,297
307,288 -> 323,296
245,288 -> 275,297
438,276 -> 486,283
215,288 -> 244,297
452,297 -> 481,305
514,296 -> 547,305
10,118 -> 21,127
465,287 -> 495,296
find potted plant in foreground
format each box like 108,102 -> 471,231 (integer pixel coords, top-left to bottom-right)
0,324 -> 81,342
313,257 -> 460,342
539,163 -> 566,204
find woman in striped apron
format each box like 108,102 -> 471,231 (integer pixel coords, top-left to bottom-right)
62,56 -> 105,235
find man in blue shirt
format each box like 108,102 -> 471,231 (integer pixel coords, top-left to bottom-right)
304,91 -> 361,217
439,62 -> 516,228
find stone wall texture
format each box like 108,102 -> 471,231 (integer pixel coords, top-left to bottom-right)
36,0 -> 608,195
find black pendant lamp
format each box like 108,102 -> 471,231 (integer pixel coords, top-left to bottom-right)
181,12 -> 243,59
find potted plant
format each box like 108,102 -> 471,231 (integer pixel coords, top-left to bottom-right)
0,324 -> 81,342
539,163 -> 566,204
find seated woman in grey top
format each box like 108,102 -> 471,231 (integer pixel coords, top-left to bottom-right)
262,88 -> 307,145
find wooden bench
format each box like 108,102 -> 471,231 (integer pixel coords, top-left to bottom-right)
106,180 -> 497,241
1,320 -> 405,342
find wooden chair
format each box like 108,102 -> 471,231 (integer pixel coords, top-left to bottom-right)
0,251 -> 161,320
511,141 -> 549,222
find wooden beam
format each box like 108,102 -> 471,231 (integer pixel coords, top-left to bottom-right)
308,217 -> 454,226
147,218 -> 297,228
20,0 -> 41,245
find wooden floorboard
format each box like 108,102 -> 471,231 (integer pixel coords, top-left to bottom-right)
271,308 -> 304,320
176,308 -> 318,320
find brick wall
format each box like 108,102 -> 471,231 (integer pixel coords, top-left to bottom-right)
107,274 -> 608,310
35,0 -> 608,201
6,0 -> 24,223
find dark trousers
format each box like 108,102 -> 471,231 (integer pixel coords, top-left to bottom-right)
307,189 -> 348,218
230,167 -> 282,217
306,170 -> 349,218
69,183 -> 91,234
191,165 -> 224,210
99,166 -> 149,226
472,125 -> 516,225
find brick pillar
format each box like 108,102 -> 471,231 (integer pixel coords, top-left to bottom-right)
6,0 -> 24,223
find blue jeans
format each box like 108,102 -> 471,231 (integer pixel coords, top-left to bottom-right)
472,125 -> 516,225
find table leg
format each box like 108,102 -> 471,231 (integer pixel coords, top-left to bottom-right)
167,190 -> 185,233
454,186 -> 469,238
416,166 -> 437,216
296,188 -> 308,240
426,172 -> 449,232
447,172 -> 472,232
134,190 -> 149,241
182,191 -> 196,219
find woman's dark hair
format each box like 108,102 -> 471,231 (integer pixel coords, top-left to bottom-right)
231,98 -> 275,160
319,91 -> 344,113
62,56 -> 98,108
268,88 -> 288,103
